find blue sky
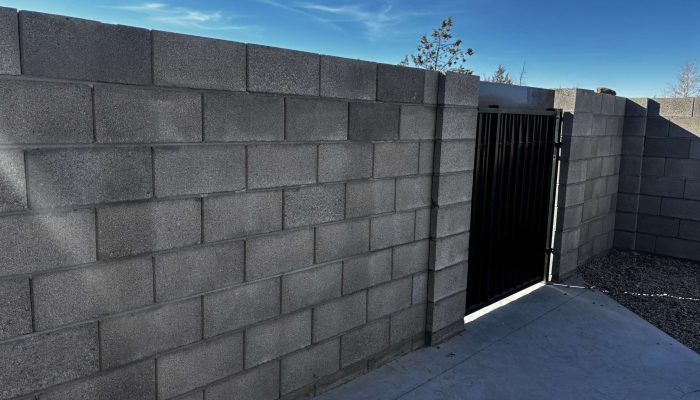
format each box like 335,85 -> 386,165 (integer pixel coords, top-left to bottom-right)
2,0 -> 698,97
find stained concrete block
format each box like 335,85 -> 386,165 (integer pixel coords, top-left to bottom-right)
438,72 -> 479,107
374,142 -> 419,178
26,147 -> 151,208
203,191 -> 282,241
412,272 -> 428,304
0,78 -> 92,144
431,262 -> 467,301
423,70 -> 439,104
434,203 -> 471,238
245,310 -> 312,367
396,175 -> 432,210
432,232 -> 469,270
281,339 -> 340,394
0,7 -> 19,74
157,333 -> 244,399
101,299 -> 200,369
321,55 -> 376,100
316,219 -> 369,262
434,172 -> 472,206
348,102 -> 400,141
419,142 -> 434,174
154,241 -> 244,301
20,11 -> 151,84
0,323 -> 98,399
0,277 -> 31,340
428,290 -> 466,332
370,212 -> 415,250
204,92 -> 284,141
342,250 -> 392,294
205,362 -> 280,400
97,199 -> 200,259
392,240 -> 429,278
346,179 -> 395,218
390,304 -> 426,344
284,184 -> 345,228
204,278 -> 280,337
0,210 -> 96,276
0,150 -> 26,212
282,262 -> 342,312
154,145 -> 245,197
38,360 -> 155,400
153,31 -> 246,90
436,140 -> 475,173
247,44 -> 319,95
399,105 -> 436,140
246,229 -> 314,279
367,277 -> 412,320
248,144 -> 317,188
286,98 -> 348,141
414,207 -> 432,240
319,143 -> 373,182
33,257 -> 152,330
340,319 -> 390,367
437,107 -> 477,139
377,64 -> 425,103
313,291 -> 366,342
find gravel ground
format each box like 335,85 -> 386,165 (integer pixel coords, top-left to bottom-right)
578,250 -> 700,354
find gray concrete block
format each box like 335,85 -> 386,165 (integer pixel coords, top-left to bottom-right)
95,85 -> 201,143
0,150 -> 26,212
436,140 -> 475,173
563,182 -> 585,207
635,233 -> 656,253
423,70 -> 439,104
101,299 -> 200,369
428,290 -> 466,332
649,97 -> 694,118
370,212 -> 415,250
393,240 -> 429,278
377,64 -> 424,103
613,230 -> 635,250
204,92 -> 284,142
625,98 -> 649,117
434,203 -> 471,238
154,145 -> 245,197
396,175 -> 432,210
245,310 -> 311,367
679,220 -> 700,241
33,257 -> 152,330
692,140 -> 700,160
340,319 -> 390,367
666,159 -> 700,179
415,207 -> 431,240
0,277 -> 31,340
605,116 -> 622,136
284,184 -> 345,228
319,143 -> 373,182
206,361 -> 279,400
645,117 -> 670,137
286,98 -> 348,141
399,105 -> 436,140
0,210 -> 96,276
435,172 -> 472,206
623,116 -> 646,136
204,278 -> 280,337
246,229 -> 314,279
616,193 -> 639,213
282,262 -> 342,313
26,147 -> 151,208
412,272 -> 428,304
0,323 -> 98,399
321,55 -> 376,100
656,237 -> 700,261
346,179 -> 395,218
248,144 -> 317,189
97,199 -> 200,259
281,339 -> 340,394
601,156 -> 620,176
390,304 -> 426,344
342,250 -> 392,294
669,116 -> 700,137
374,142 -> 419,178
615,212 -> 637,232
0,78 -> 92,144
644,138 -> 690,158
348,102 -> 400,141
430,262 -> 467,302
367,277 -> 412,320
248,44 -> 319,95
157,333 -> 244,399
204,191 -> 282,241
686,180 -> 700,200
153,31 -> 245,90
661,198 -> 700,221
637,215 -> 679,237
432,232 -> 469,270
438,72 -> 479,107
20,11 -> 150,84
437,107 -> 477,139
419,142 -> 434,174
316,219 -> 369,262
601,94 -> 615,115
313,291 -> 366,342
38,360 -> 155,400
571,113 -> 592,136
155,241 -> 244,302
0,7 -> 19,74
640,176 -> 685,197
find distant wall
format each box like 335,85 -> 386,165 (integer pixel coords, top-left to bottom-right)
0,8 -> 478,400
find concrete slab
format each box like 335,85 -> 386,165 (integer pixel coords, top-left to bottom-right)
316,283 -> 700,400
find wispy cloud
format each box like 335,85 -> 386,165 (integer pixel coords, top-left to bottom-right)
110,2 -> 254,31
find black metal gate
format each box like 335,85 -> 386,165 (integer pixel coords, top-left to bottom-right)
466,108 -> 562,313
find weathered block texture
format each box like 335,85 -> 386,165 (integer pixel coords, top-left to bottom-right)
247,45 -> 319,95
0,277 -> 31,340
0,7 -> 19,75
286,98 -> 348,141
321,56 -> 376,100
246,229 -> 314,279
0,150 -> 27,212
206,362 -> 279,400
204,278 -> 280,337
203,191 -> 282,241
245,311 -> 311,367
248,144 -> 317,188
204,93 -> 284,141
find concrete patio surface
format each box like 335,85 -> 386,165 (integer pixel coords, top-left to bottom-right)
316,282 -> 700,400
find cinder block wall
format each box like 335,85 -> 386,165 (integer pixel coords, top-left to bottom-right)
613,97 -> 700,261
0,8 -> 478,400
552,89 -> 625,278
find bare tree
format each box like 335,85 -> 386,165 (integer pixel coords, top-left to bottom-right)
487,64 -> 512,84
400,17 -> 474,74
518,61 -> 527,85
666,61 -> 700,97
